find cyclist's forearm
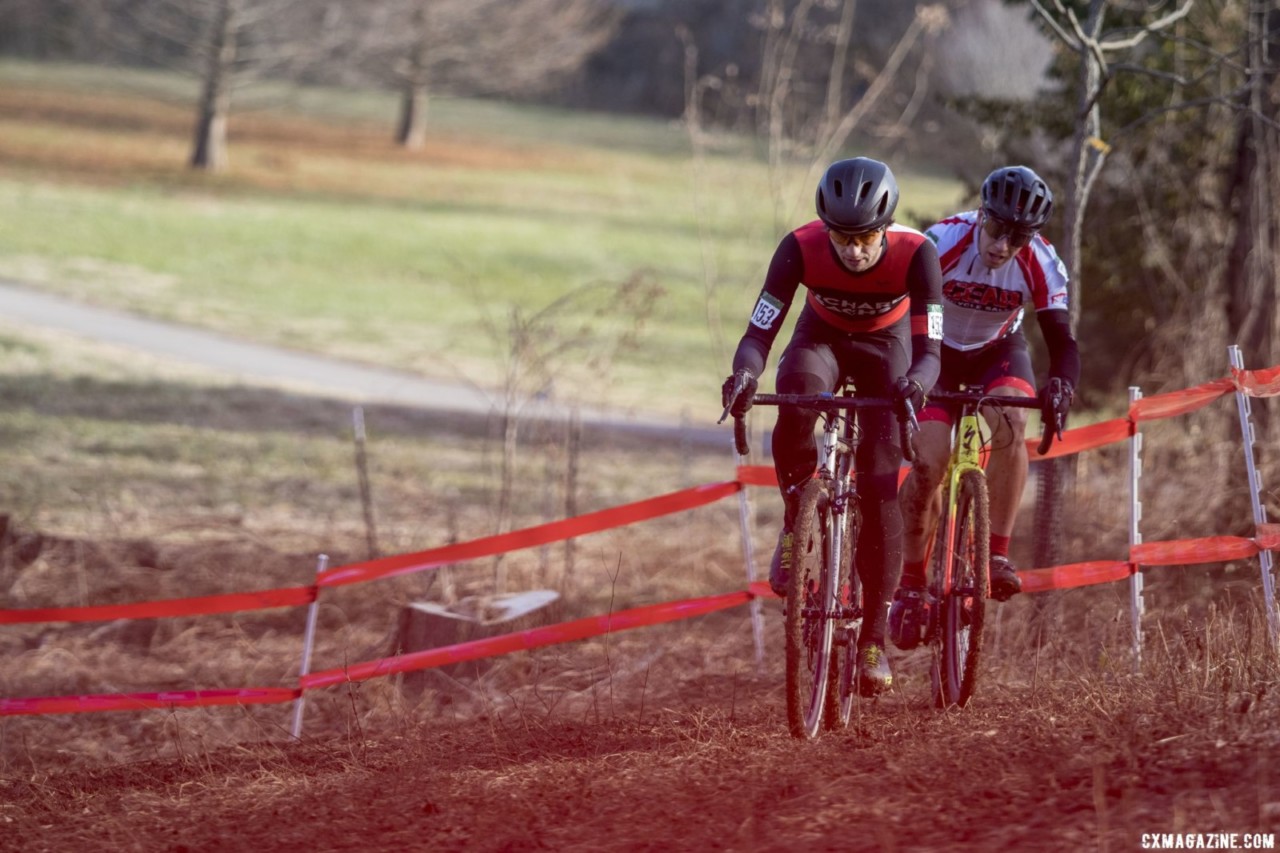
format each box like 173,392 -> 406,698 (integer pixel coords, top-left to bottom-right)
731,337 -> 770,379
1038,310 -> 1081,386
906,336 -> 941,393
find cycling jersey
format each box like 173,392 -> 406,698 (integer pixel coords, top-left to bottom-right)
732,220 -> 943,385
925,210 -> 1070,352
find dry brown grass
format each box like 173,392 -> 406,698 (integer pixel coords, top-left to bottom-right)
0,84 -> 575,195
2,605 -> 1278,852
3,370 -> 1280,850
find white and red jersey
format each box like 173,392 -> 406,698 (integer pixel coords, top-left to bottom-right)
925,210 -> 1070,352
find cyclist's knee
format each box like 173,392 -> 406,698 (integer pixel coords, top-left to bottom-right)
984,395 -> 1031,440
909,428 -> 949,486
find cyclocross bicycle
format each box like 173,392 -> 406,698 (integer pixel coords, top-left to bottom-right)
728,382 -> 915,739
918,386 -> 1063,708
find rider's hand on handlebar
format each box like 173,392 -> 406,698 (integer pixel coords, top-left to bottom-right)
721,369 -> 758,417
1038,377 -> 1074,434
893,376 -> 926,413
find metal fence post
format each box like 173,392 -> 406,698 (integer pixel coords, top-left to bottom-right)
290,553 -> 328,739
1128,387 -> 1145,671
1228,346 -> 1280,648
733,438 -> 766,673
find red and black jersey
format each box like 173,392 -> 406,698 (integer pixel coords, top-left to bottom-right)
731,220 -> 943,384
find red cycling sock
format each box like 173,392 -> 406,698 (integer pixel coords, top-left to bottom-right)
990,534 -> 1011,559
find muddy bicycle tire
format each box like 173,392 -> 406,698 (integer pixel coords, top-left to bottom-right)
931,469 -> 990,709
785,478 -> 836,739
833,499 -> 861,728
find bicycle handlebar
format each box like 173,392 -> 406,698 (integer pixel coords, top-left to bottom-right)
730,393 -> 917,464
923,389 -> 1062,456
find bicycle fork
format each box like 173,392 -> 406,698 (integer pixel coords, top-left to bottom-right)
939,413 -> 984,599
822,422 -> 862,643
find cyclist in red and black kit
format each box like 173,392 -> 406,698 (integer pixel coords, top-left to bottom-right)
722,157 -> 943,696
889,165 -> 1081,652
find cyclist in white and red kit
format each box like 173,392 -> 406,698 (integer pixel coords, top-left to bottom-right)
889,165 -> 1080,651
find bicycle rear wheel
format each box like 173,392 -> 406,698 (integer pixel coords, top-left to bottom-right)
785,479 -> 837,739
931,469 -> 990,708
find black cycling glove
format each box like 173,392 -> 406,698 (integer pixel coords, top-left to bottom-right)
1038,377 -> 1074,432
721,369 -> 758,417
893,376 -> 926,413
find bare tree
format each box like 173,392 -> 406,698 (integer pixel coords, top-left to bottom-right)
341,0 -> 619,150
823,0 -> 858,130
478,273 -> 665,593
122,0 -> 338,172
1222,0 -> 1280,372
1027,0 -> 1195,328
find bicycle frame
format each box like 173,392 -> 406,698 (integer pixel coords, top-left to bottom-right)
924,387 -> 1051,707
930,388 -> 1052,570
733,387 -> 912,737
938,405 -> 985,585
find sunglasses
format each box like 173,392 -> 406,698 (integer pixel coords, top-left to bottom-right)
981,214 -> 1037,249
827,227 -> 884,249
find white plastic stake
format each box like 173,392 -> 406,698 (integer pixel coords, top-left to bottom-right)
733,428 -> 766,672
290,553 -> 328,739
1128,387 -> 1145,670
1228,346 -> 1280,648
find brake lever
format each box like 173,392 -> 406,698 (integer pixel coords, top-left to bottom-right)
717,373 -> 749,425
899,398 -> 918,464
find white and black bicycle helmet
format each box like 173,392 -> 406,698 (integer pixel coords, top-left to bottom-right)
980,166 -> 1054,229
815,157 -> 899,233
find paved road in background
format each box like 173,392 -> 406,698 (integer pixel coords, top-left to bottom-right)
0,279 -> 732,448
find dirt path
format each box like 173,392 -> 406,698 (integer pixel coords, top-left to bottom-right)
0,278 -> 725,447
3,673 -> 1275,853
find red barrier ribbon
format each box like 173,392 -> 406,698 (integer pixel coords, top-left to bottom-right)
301,589 -> 752,689
1132,535 -> 1267,566
1018,560 -> 1133,594
1130,379 -> 1235,421
735,465 -> 778,487
318,481 -> 742,587
1026,417 -> 1133,459
1234,365 -> 1280,397
1255,524 -> 1280,550
0,586 -> 316,626
0,687 -> 298,717
734,464 -> 912,489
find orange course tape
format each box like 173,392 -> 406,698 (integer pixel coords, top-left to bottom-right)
318,480 -> 742,588
1132,535 -> 1267,566
0,687 -> 298,717
1234,365 -> 1280,397
0,586 -> 317,626
1018,560 -> 1132,594
300,589 -> 752,689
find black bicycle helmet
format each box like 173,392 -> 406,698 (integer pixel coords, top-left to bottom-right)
815,157 -> 899,233
980,166 -> 1054,229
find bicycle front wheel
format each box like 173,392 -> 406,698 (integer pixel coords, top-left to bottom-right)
834,499 -> 861,728
785,478 -> 837,739
932,469 -> 990,709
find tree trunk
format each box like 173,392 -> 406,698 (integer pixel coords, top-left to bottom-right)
190,0 -> 240,172
1221,0 -> 1280,446
823,0 -> 856,132
1061,0 -> 1107,334
395,4 -> 430,149
1223,0 -> 1280,367
396,80 -> 428,149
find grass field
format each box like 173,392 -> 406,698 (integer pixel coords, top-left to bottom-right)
0,60 -> 966,419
